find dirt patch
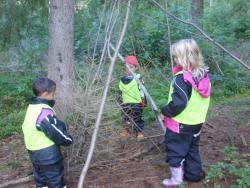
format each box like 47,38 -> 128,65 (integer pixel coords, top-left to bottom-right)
0,100 -> 249,188
0,134 -> 32,185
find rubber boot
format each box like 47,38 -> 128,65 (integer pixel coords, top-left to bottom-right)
162,165 -> 183,187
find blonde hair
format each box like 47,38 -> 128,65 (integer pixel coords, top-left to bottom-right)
171,39 -> 208,79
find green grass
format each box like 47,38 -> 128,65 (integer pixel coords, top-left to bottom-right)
0,73 -> 34,139
205,146 -> 250,188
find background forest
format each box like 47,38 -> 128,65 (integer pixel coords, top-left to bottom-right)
0,0 -> 249,187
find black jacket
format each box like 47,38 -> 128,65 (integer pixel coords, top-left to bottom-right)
161,74 -> 192,117
28,97 -> 73,165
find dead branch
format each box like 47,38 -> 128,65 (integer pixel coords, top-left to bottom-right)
151,0 -> 250,70
77,1 -> 131,187
0,175 -> 33,188
240,134 -> 247,146
90,137 -> 165,169
91,1 -> 119,85
92,0 -> 107,61
127,137 -> 165,160
164,0 -> 173,75
212,54 -> 224,75
109,43 -> 166,133
205,121 -> 216,129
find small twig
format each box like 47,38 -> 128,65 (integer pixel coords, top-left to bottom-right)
144,133 -> 164,139
240,134 -> 247,146
226,132 -> 235,145
0,175 -> 33,188
212,54 -> 224,75
205,121 -> 216,129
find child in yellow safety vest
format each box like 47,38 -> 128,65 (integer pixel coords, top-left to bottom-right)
118,55 -> 146,139
22,78 -> 73,188
161,39 -> 211,187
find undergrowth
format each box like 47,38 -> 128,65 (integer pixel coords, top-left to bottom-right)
205,146 -> 250,188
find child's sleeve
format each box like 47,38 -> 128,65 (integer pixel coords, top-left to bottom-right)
36,109 -> 73,146
161,74 -> 192,117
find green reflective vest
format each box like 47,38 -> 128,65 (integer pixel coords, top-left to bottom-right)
168,72 -> 210,125
119,75 -> 142,104
22,104 -> 55,150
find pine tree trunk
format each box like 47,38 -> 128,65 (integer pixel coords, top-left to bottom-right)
189,0 -> 204,27
48,0 -> 74,118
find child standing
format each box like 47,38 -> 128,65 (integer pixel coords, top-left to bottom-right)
119,55 -> 146,139
22,78 -> 73,188
161,39 -> 211,187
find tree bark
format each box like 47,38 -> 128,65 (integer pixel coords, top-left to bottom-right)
48,0 -> 75,118
189,0 -> 204,27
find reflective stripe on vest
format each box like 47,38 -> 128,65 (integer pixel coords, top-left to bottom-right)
168,72 -> 210,125
22,104 -> 55,150
119,76 -> 142,104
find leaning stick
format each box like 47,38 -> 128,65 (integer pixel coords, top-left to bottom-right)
77,1 -> 131,187
151,0 -> 250,70
109,43 -> 166,133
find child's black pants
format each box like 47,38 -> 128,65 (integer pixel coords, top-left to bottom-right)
121,103 -> 144,133
165,124 -> 203,182
32,161 -> 66,188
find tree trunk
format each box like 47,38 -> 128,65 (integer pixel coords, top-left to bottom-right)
209,0 -> 213,7
189,0 -> 204,27
48,0 -> 75,118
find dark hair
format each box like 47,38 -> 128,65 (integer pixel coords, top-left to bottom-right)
32,78 -> 56,96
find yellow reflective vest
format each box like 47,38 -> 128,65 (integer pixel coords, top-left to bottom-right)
168,72 -> 210,125
22,104 -> 55,150
119,75 -> 142,104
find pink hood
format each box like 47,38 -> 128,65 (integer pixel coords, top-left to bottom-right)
172,66 -> 211,98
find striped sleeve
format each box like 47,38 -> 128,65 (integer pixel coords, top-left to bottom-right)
37,114 -> 73,146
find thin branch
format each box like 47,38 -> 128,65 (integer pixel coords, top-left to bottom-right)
92,0 -> 107,60
212,54 -> 224,75
77,1 -> 131,187
91,1 -> 119,85
150,0 -> 250,70
164,0 -> 174,76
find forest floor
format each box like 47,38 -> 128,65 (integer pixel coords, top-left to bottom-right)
0,97 -> 249,188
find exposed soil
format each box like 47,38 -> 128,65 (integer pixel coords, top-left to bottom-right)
0,99 -> 249,188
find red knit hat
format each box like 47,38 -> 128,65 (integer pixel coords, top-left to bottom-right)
125,55 -> 139,67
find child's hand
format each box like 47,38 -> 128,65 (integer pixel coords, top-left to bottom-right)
141,98 -> 146,108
